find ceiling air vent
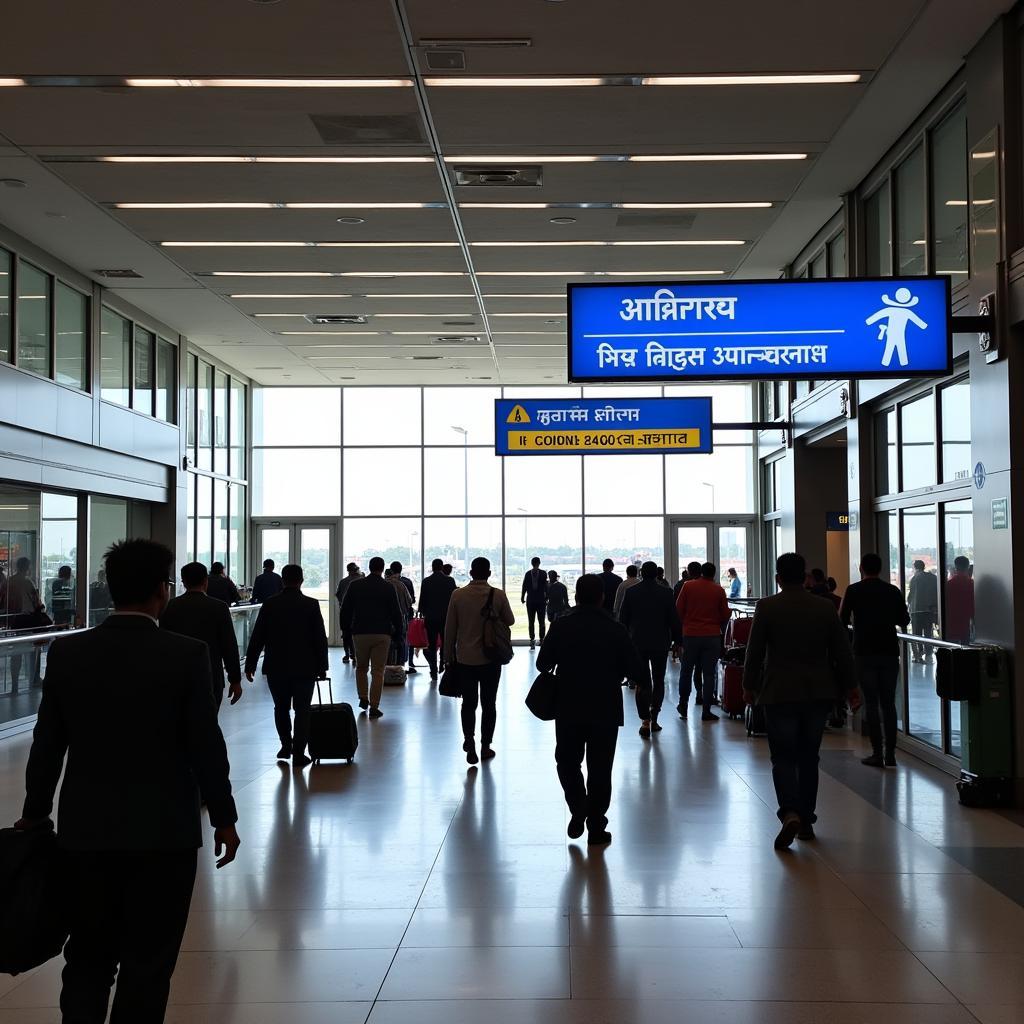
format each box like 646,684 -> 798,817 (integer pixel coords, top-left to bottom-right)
454,165 -> 542,187
441,320 -> 478,327
431,335 -> 483,345
304,314 -> 367,325
93,268 -> 142,279
310,113 -> 424,145
423,50 -> 466,71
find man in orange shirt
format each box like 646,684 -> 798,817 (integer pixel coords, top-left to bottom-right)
676,561 -> 732,722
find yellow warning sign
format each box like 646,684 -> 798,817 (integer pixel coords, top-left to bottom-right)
508,428 -> 702,452
506,404 -> 531,424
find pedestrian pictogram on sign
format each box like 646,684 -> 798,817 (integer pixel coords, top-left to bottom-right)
506,404 -> 531,424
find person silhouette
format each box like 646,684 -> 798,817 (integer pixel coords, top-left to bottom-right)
865,287 -> 928,368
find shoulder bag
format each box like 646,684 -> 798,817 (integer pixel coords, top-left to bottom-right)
438,662 -> 464,698
525,669 -> 558,721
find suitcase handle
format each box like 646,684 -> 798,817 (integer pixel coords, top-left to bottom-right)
315,676 -> 333,705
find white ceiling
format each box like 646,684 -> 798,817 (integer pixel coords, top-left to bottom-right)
0,0 -> 1013,386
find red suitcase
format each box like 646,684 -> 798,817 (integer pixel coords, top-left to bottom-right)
726,617 -> 753,648
720,663 -> 746,718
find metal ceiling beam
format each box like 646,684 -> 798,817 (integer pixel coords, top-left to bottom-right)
389,0 -> 503,384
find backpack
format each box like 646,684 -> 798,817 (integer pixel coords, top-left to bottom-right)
481,588 -> 514,665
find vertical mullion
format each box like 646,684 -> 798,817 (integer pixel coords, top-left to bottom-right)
10,257 -> 18,368
48,272 -> 56,381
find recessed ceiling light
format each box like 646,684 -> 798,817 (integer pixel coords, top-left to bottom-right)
426,76 -> 607,87
97,155 -> 433,164
550,216 -> 577,224
122,77 -> 414,88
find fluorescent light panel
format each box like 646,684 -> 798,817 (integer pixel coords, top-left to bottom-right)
115,202 -> 446,210
210,271 -> 467,277
476,270 -> 725,276
470,240 -> 745,247
641,73 -> 861,86
445,153 -> 806,163
161,240 -> 459,248
100,156 -> 433,164
460,201 -> 772,210
123,77 -> 413,88
214,270 -> 723,278
0,78 -> 26,87
424,73 -> 859,87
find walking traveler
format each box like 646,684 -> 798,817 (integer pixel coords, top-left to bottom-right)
17,538 -> 240,1022
387,561 -> 416,672
335,562 -> 363,663
521,556 -> 549,650
244,563 -> 329,767
419,558 -> 457,680
655,567 -> 671,588
599,558 -> 623,613
161,561 -> 243,709
945,556 -> 975,645
444,557 -> 515,765
727,567 -> 742,600
339,557 -> 404,719
907,559 -> 939,661
546,570 -> 570,621
612,563 -> 640,619
676,562 -> 731,721
250,558 -> 283,604
743,552 -> 860,849
206,562 -> 241,606
46,564 -> 76,626
537,574 -> 642,846
619,561 -> 681,738
840,552 -> 911,768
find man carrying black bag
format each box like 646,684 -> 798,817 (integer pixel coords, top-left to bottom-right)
14,539 -> 241,1023
536,574 -> 642,847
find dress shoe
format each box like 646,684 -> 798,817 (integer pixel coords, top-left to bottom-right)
368,706 -> 383,719
797,824 -> 816,841
588,830 -> 612,846
567,814 -> 585,840
292,753 -> 312,769
639,721 -> 652,739
529,641 -> 536,651
884,752 -> 898,767
701,711 -> 719,722
774,812 -> 801,850
358,698 -> 369,711
651,720 -> 663,732
481,746 -> 496,761
276,745 -> 292,760
464,739 -> 479,765
406,666 -> 418,674
677,703 -> 688,720
861,753 -> 885,767
342,656 -> 350,664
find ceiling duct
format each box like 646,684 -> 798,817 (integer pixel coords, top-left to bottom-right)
454,166 -> 542,187
309,113 -> 424,145
418,38 -> 532,48
93,268 -> 142,279
304,314 -> 367,325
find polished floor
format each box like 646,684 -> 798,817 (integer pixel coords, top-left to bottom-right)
1,648 -> 1023,1023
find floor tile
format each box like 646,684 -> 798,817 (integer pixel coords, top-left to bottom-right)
403,907 -> 569,947
570,913 -> 739,948
725,906 -> 906,949
917,952 -> 1024,1004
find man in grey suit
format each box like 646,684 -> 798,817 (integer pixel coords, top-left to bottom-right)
743,552 -> 860,850
17,539 -> 240,1022
161,561 -> 243,709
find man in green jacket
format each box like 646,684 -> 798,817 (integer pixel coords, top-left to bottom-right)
743,552 -> 860,850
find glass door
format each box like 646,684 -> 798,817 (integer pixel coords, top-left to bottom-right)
665,518 -> 755,594
665,519 -> 712,587
252,520 -> 338,645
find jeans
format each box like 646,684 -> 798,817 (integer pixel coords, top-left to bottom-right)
354,633 -> 390,708
267,676 -> 316,756
554,718 -> 619,832
764,700 -> 832,824
460,662 -> 501,745
424,615 -> 446,676
635,648 -> 668,721
857,655 -> 900,755
526,602 -> 547,643
680,634 -> 720,708
61,849 -> 197,1024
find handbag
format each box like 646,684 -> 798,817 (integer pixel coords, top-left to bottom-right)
407,615 -> 429,650
525,670 -> 558,721
481,588 -> 514,665
438,662 -> 464,698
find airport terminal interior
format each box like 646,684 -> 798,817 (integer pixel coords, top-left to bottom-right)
2,0 -> 1024,1020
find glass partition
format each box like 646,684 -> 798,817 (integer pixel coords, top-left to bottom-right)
55,283 -> 87,391
100,309 -> 131,406
17,262 -> 52,378
0,248 -> 11,363
88,497 -> 127,626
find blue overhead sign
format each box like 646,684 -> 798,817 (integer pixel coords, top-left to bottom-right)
495,397 -> 713,456
567,277 -> 952,383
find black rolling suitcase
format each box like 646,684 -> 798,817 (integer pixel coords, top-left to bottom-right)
308,677 -> 358,764
744,702 -> 767,737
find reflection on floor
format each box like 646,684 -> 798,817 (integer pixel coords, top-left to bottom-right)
1,648 -> 1023,1022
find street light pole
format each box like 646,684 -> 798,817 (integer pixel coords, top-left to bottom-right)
451,426 -> 469,575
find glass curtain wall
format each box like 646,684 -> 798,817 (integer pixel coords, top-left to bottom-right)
252,384 -> 756,639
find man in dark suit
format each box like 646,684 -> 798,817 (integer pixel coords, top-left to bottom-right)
744,552 -> 861,849
619,561 -> 682,739
419,557 -> 457,681
244,563 -> 328,768
206,562 -> 241,606
599,558 -> 623,614
161,561 -> 243,709
16,538 -> 240,1023
521,556 -> 549,650
251,558 -> 284,604
537,574 -> 642,846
